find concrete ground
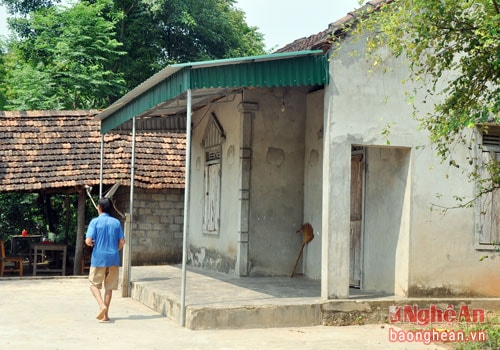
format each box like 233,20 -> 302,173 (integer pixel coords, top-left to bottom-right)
0,276 -> 446,350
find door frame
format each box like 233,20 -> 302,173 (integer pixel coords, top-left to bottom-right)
350,146 -> 365,289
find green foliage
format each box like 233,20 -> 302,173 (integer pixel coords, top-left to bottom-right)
1,0 -> 60,15
3,0 -> 126,109
381,121 -> 395,145
3,51 -> 64,109
111,0 -> 164,90
0,0 -> 266,102
453,317 -> 500,349
0,192 -> 95,248
151,0 -> 264,61
0,41 -> 7,109
348,0 -> 500,190
0,193 -> 43,239
116,0 -> 266,89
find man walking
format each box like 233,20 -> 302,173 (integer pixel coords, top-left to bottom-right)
85,197 -> 125,322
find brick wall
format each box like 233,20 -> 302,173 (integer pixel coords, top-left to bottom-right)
115,187 -> 184,265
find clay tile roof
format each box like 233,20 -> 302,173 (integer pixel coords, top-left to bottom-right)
275,0 -> 393,54
274,28 -> 332,54
0,110 -> 185,192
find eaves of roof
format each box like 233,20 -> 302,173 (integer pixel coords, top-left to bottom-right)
95,50 -> 329,134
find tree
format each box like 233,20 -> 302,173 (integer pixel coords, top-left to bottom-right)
1,0 -> 266,100
348,0 -> 500,197
0,193 -> 43,240
1,0 -> 59,15
0,192 -> 94,249
113,0 -> 266,89
3,0 -> 126,109
110,0 -> 164,90
0,41 -> 7,109
152,0 -> 265,61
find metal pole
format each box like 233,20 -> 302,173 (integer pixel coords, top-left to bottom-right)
99,134 -> 104,198
180,89 -> 192,327
127,116 -> 136,296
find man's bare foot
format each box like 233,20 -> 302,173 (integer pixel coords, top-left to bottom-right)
96,307 -> 108,320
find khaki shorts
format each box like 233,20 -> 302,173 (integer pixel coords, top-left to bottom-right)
89,266 -> 119,290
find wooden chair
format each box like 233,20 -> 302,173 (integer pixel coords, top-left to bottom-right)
0,240 -> 24,277
81,245 -> 92,275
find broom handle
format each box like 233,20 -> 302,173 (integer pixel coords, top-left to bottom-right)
290,242 -> 306,278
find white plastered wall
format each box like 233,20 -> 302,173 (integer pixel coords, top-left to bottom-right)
323,33 -> 500,297
303,89 -> 325,279
245,87 -> 308,276
188,94 -> 243,273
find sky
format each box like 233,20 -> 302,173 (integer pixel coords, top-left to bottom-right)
0,0 -> 363,51
234,0 -> 362,51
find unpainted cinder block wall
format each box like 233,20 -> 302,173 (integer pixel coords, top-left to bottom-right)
114,187 -> 184,265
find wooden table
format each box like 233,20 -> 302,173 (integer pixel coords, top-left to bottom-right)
30,243 -> 67,276
10,235 -> 42,256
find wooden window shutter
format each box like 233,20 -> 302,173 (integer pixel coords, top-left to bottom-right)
202,113 -> 224,234
478,151 -> 500,245
203,163 -> 221,233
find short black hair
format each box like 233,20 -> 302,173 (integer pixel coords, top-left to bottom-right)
98,197 -> 112,213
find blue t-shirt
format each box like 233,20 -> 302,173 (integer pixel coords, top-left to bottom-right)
86,213 -> 124,267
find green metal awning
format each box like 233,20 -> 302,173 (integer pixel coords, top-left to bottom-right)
96,50 -> 329,134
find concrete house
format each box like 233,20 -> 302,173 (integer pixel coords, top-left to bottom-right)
306,0 -> 500,298
96,0 -> 499,299
96,51 -> 328,280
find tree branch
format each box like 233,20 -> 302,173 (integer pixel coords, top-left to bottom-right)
431,184 -> 500,211
493,0 -> 500,15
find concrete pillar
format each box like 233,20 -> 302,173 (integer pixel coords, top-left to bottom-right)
236,102 -> 258,276
322,135 -> 351,299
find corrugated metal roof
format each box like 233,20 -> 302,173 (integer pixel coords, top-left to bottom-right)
96,50 -> 328,134
190,53 -> 327,88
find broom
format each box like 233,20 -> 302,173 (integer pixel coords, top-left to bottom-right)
290,223 -> 314,278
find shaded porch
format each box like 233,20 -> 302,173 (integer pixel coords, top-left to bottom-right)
129,265 -> 398,329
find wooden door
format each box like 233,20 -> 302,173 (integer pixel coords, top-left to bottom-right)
203,162 -> 221,233
350,153 -> 363,287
